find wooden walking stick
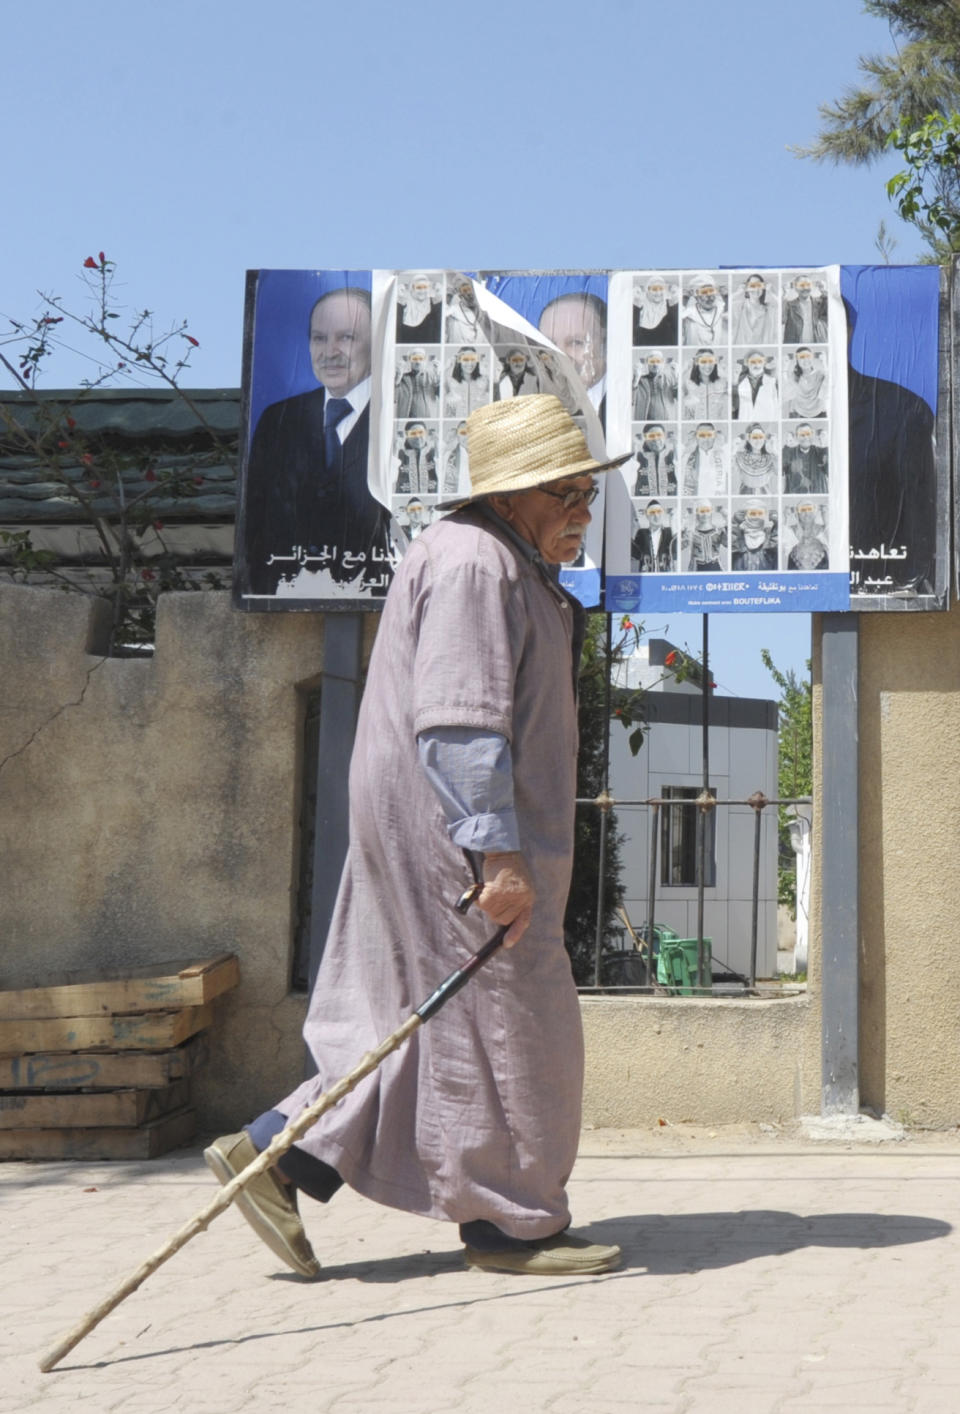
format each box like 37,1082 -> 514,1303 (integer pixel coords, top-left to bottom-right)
39,892 -> 505,1374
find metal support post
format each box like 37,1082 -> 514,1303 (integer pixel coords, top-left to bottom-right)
820,613 -> 860,1115
696,614 -> 711,990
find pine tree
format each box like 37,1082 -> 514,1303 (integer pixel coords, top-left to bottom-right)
796,1 -> 960,256
761,649 -> 812,915
798,2 -> 960,165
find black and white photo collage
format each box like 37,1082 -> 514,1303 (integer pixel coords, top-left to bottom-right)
391,270 -> 605,541
391,271 -> 499,540
625,269 -> 833,575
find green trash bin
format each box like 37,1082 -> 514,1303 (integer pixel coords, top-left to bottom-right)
603,922 -> 679,989
656,938 -> 712,994
638,922 -> 679,959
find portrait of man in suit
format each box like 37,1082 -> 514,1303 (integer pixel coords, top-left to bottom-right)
240,285 -> 392,597
537,291 -> 607,424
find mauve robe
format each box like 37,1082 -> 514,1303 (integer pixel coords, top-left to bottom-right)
275,507 -> 584,1238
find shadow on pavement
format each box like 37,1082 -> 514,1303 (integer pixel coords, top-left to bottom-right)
274,1207 -> 951,1285
584,1210 -> 953,1273
48,1209 -> 952,1373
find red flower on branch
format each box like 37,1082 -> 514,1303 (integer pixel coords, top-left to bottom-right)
66,416 -> 76,429
81,453 -> 94,467
153,520 -> 164,531
184,334 -> 199,347
98,251 -> 106,264
83,256 -> 98,269
57,440 -> 69,450
88,479 -> 101,489
144,467 -> 157,482
141,568 -> 156,581
664,650 -> 677,667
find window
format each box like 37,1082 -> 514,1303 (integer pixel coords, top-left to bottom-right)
660,786 -> 716,887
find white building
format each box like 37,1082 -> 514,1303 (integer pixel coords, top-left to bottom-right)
608,638 -> 779,982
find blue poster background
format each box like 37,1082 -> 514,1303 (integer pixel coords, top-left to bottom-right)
249,269 -> 372,434
607,570 -> 850,615
843,264 -> 942,603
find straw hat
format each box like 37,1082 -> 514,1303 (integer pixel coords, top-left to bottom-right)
436,394 -> 629,510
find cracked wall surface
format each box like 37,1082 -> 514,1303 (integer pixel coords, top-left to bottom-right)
0,585 -> 337,1128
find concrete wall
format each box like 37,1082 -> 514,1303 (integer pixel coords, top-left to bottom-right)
581,994 -> 808,1127
5,585 -> 960,1135
855,603 -> 960,1129
0,585 -> 372,1129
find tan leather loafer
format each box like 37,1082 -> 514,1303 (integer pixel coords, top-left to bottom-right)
464,1231 -> 621,1275
204,1131 -> 320,1278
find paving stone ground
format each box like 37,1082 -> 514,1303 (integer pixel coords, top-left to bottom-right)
3,1123 -> 959,1414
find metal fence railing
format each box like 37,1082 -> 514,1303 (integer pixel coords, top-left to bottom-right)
576,788 -> 811,994
578,612 -> 808,997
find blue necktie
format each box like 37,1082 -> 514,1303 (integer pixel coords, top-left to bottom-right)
324,396 -> 352,470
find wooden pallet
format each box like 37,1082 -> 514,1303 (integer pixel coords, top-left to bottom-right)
0,1032 -> 209,1092
0,1107 -> 198,1160
0,1003 -> 215,1056
0,954 -> 237,1160
0,1077 -> 191,1129
0,954 -> 239,1021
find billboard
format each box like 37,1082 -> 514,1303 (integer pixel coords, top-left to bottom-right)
843,263 -> 946,607
600,267 -> 848,615
233,264 -> 946,614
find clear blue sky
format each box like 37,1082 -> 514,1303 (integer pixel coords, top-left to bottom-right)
4,0 -> 919,699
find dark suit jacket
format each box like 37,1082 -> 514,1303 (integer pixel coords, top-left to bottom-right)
239,387 -> 391,596
783,295 -> 828,345
847,366 -> 937,595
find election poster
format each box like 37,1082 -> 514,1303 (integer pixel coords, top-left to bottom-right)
603,267 -> 850,616
233,264 -> 946,615
233,268 -> 605,609
843,263 -> 946,608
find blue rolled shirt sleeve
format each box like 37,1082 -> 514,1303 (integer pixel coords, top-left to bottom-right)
417,727 -> 520,854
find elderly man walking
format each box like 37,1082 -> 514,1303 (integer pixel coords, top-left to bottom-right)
206,395 -> 626,1278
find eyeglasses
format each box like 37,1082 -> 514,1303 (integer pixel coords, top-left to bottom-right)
537,484 -> 600,510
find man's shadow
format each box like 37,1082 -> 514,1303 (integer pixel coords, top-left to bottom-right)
55,1210 -> 951,1370
310,1209 -> 950,1285
582,1210 -> 951,1275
